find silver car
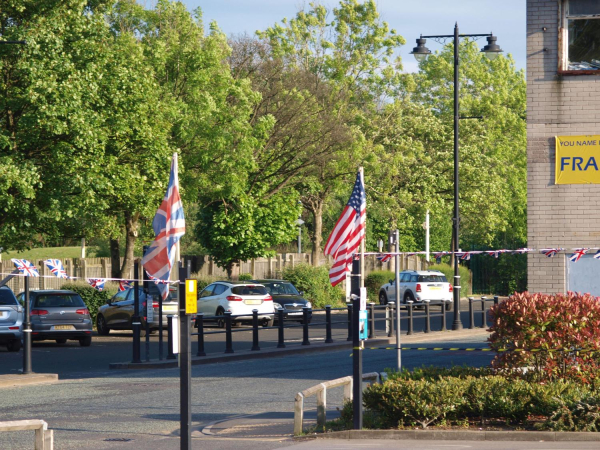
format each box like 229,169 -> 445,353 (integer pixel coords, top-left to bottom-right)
17,290 -> 93,346
0,286 -> 23,352
96,285 -> 179,335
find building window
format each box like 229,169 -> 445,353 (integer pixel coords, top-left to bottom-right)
560,0 -> 600,72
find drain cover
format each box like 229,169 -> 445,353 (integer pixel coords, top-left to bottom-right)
103,438 -> 134,442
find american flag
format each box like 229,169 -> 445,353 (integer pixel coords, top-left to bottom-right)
376,253 -> 392,263
44,259 -> 69,279
119,280 -> 133,292
540,248 -> 560,258
11,259 -> 39,277
87,278 -> 106,291
570,248 -> 588,262
324,171 -> 366,287
594,250 -> 600,260
141,153 -> 185,300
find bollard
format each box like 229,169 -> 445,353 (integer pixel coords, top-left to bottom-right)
277,307 -> 285,348
407,301 -> 414,335
468,297 -> 475,329
368,302 -> 376,338
480,297 -> 487,328
167,315 -> 175,360
441,302 -> 447,331
494,295 -> 499,307
325,305 -> 333,343
424,300 -> 431,333
387,302 -> 395,337
224,311 -> 234,354
347,302 -> 353,341
302,307 -> 310,345
251,309 -> 260,351
195,313 -> 206,357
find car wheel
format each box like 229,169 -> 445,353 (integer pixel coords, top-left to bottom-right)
379,292 -> 388,305
96,315 -> 110,336
7,340 -> 21,352
445,302 -> 452,311
79,336 -> 92,347
216,308 -> 225,328
404,292 -> 415,304
262,318 -> 274,328
55,339 -> 67,344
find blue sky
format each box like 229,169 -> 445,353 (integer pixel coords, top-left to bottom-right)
178,0 -> 526,73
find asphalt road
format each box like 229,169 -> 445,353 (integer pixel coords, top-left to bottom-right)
0,305 -> 492,378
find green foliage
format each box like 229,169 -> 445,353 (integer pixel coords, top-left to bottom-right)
192,275 -> 218,293
238,273 -> 253,281
386,365 -> 492,382
282,263 -> 344,308
428,263 -> 471,296
544,397 -> 600,432
365,270 -> 394,301
60,281 -> 114,325
488,292 -> 600,383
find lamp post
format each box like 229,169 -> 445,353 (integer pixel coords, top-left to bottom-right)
296,218 -> 304,254
411,24 -> 502,330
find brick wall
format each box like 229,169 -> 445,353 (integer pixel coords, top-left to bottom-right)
527,0 -> 600,293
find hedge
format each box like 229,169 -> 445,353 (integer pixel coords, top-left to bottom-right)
60,281 -> 115,325
282,263 -> 345,308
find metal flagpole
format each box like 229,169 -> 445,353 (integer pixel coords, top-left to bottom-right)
394,229 -> 401,370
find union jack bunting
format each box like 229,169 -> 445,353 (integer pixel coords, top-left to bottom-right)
376,253 -> 392,263
486,250 -> 502,259
594,250 -> 600,260
119,280 -> 133,292
513,248 -> 534,255
141,153 -> 186,300
434,252 -> 447,260
44,259 -> 69,279
87,278 -> 106,291
324,171 -> 366,287
569,248 -> 588,262
540,248 -> 561,258
11,259 -> 39,277
146,272 -> 171,285
457,252 -> 471,261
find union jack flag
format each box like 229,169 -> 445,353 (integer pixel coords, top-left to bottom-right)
141,153 -> 186,300
87,278 -> 106,291
569,248 -> 588,262
376,253 -> 392,262
119,280 -> 133,291
44,259 -> 69,279
11,259 -> 39,277
324,171 -> 366,287
594,250 -> 600,260
146,272 -> 171,285
434,252 -> 447,260
540,248 -> 561,258
456,252 -> 471,261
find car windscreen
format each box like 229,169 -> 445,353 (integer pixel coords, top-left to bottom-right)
264,283 -> 299,295
0,289 -> 17,306
231,286 -> 268,296
33,294 -> 85,308
418,275 -> 447,283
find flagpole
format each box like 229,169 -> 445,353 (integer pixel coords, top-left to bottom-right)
359,167 -> 365,290
172,153 -> 181,284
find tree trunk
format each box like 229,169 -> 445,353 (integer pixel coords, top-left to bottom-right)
110,239 -> 121,279
121,211 -> 140,279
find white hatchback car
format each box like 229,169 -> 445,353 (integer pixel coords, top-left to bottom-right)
197,281 -> 274,327
379,270 -> 453,311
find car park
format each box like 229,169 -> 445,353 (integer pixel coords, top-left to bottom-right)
96,284 -> 178,335
379,270 -> 453,311
197,281 -> 274,327
250,279 -> 312,323
16,290 -> 93,346
0,286 -> 23,352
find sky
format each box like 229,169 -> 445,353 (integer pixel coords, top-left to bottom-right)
177,0 -> 526,74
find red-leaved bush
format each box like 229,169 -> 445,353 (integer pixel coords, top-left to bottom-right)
488,291 -> 600,383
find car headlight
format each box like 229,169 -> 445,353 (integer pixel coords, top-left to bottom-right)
306,302 -> 312,309
274,302 -> 282,310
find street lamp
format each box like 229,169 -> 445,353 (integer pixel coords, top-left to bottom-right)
296,218 -> 304,254
411,24 -> 502,330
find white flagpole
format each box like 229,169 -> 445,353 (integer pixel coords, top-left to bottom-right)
359,167 -> 365,290
171,153 -> 181,283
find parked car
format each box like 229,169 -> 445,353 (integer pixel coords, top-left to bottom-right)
0,286 -> 23,352
250,279 -> 312,323
16,290 -> 93,346
96,284 -> 178,335
197,281 -> 274,327
379,270 -> 453,311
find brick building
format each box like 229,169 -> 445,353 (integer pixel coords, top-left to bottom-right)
527,0 -> 600,294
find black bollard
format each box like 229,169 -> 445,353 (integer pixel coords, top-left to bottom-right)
347,302 -> 353,341
224,311 -> 234,354
424,300 -> 431,333
407,300 -> 414,335
368,302 -> 376,338
325,305 -> 333,343
277,308 -> 285,348
468,297 -> 475,329
167,315 -> 175,360
302,307 -> 310,345
195,313 -> 205,357
251,309 -> 260,351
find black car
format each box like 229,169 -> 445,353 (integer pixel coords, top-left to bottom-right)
250,280 -> 312,323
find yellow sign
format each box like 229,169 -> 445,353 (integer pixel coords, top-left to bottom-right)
555,135 -> 600,184
185,279 -> 197,314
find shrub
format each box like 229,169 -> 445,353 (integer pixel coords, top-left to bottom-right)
60,281 -> 114,325
191,274 -> 218,293
282,263 -> 344,308
428,263 -> 471,296
365,270 -> 394,302
543,397 -> 600,431
386,365 -> 492,382
238,273 -> 253,281
488,291 -> 600,383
